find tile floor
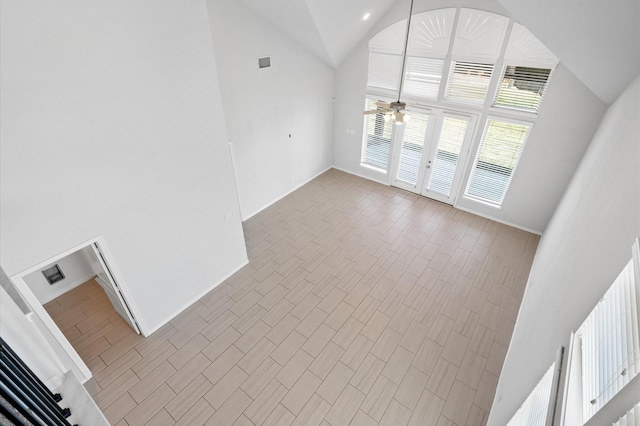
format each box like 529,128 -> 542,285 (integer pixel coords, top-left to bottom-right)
45,169 -> 539,425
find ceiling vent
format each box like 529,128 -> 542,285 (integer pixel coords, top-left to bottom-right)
258,56 -> 271,69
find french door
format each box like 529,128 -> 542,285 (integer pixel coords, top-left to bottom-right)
390,108 -> 477,204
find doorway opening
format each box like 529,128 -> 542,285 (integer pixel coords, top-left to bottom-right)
389,108 -> 478,205
9,237 -> 142,382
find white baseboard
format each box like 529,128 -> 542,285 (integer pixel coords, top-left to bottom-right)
331,166 -> 542,235
144,258 -> 250,336
41,273 -> 95,304
243,166 -> 333,221
331,166 -> 390,186
454,204 -> 543,235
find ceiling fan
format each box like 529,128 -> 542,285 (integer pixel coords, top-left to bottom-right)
363,0 -> 414,125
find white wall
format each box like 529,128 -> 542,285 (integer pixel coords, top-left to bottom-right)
0,0 -> 248,333
206,0 -> 334,219
0,286 -> 66,389
496,0 -> 640,104
454,62 -> 606,232
23,250 -> 94,305
332,0 -> 606,233
488,74 -> 640,425
1,266 -> 29,314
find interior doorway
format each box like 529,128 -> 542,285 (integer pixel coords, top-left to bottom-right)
389,108 -> 477,205
9,237 -> 141,382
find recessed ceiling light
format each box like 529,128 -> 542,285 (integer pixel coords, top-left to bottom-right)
362,12 -> 371,21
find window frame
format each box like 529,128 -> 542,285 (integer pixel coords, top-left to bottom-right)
361,7 -> 558,206
491,63 -> 554,114
443,60 -> 496,106
560,238 -> 640,426
360,96 -> 396,173
506,361 -> 560,426
463,116 -> 533,207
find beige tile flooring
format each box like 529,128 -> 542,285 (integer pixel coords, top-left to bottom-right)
46,169 -> 539,425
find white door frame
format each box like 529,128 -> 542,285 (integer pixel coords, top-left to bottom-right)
421,111 -> 478,205
90,242 -> 141,334
389,107 -> 437,194
389,107 -> 478,206
8,236 -> 144,383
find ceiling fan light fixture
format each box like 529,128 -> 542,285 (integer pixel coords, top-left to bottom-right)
395,111 -> 410,125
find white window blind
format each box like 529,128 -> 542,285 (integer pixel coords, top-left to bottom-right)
445,61 -> 494,104
580,257 -> 640,422
367,53 -> 402,92
506,363 -> 556,426
613,402 -> 640,426
396,112 -> 430,185
362,98 -> 393,171
402,57 -> 444,100
427,116 -> 469,196
493,65 -> 552,112
465,119 -> 531,205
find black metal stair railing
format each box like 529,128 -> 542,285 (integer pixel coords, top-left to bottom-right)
0,337 -> 75,426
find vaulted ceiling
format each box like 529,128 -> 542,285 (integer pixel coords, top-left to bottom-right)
236,0 -> 397,67
236,0 -> 640,104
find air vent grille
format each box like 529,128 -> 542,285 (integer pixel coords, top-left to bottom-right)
258,56 -> 271,69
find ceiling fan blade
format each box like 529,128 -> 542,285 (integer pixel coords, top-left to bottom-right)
364,108 -> 393,114
374,101 -> 391,109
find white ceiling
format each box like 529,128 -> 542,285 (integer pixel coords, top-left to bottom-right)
236,0 -> 397,67
237,0 -> 640,104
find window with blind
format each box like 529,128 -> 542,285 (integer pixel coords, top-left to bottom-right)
427,116 -> 470,197
445,61 -> 495,105
402,57 -> 444,100
578,256 -> 640,422
396,112 -> 430,185
362,98 -> 394,171
613,402 -> 640,426
465,119 -> 531,206
507,363 -> 556,426
367,53 -> 403,94
362,8 -> 558,199
494,65 -> 552,112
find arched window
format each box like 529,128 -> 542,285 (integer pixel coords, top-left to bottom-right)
362,8 -> 558,207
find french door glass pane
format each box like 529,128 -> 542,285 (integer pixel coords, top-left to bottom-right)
427,117 -> 469,196
396,112 -> 429,185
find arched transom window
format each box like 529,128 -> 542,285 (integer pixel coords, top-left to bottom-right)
362,8 -> 558,208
